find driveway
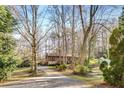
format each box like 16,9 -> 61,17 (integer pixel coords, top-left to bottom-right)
0,66 -> 90,88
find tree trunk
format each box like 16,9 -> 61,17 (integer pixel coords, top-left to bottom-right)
80,35 -> 88,65
72,5 -> 75,68
32,37 -> 37,75
58,34 -> 61,64
61,5 -> 67,64
87,38 -> 92,66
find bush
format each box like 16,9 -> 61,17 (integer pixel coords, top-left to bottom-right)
18,58 -> 31,68
99,56 -> 124,87
0,55 -> 18,81
101,62 -> 124,87
56,64 -> 67,71
88,58 -> 99,69
89,58 -> 98,65
74,64 -> 90,75
99,61 -> 108,71
101,8 -> 124,87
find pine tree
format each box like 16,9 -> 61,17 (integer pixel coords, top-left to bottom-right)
0,6 -> 18,81
101,7 -> 124,87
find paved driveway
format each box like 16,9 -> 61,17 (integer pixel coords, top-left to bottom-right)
0,66 -> 89,88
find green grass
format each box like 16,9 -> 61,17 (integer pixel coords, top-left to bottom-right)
70,74 -> 102,81
68,74 -> 103,86
73,75 -> 105,87
48,65 -> 56,69
11,67 -> 45,79
61,66 -> 104,86
11,67 -> 32,79
14,67 -> 31,73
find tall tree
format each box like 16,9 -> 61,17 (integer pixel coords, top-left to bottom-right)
71,5 -> 76,68
79,5 -> 99,65
100,7 -> 124,87
78,5 -> 116,66
9,6 -> 52,75
0,6 -> 18,81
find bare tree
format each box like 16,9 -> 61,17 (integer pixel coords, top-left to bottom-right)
78,5 -> 117,66
78,5 -> 99,65
71,5 -> 76,68
9,5 -> 52,75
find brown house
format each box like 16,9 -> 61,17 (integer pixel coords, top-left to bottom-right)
45,53 -> 78,65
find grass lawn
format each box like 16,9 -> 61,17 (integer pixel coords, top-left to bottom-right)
12,67 -> 32,79
48,65 -> 56,69
0,67 -> 46,85
68,74 -> 112,87
60,67 -> 112,87
13,67 -> 46,78
68,74 -> 103,86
